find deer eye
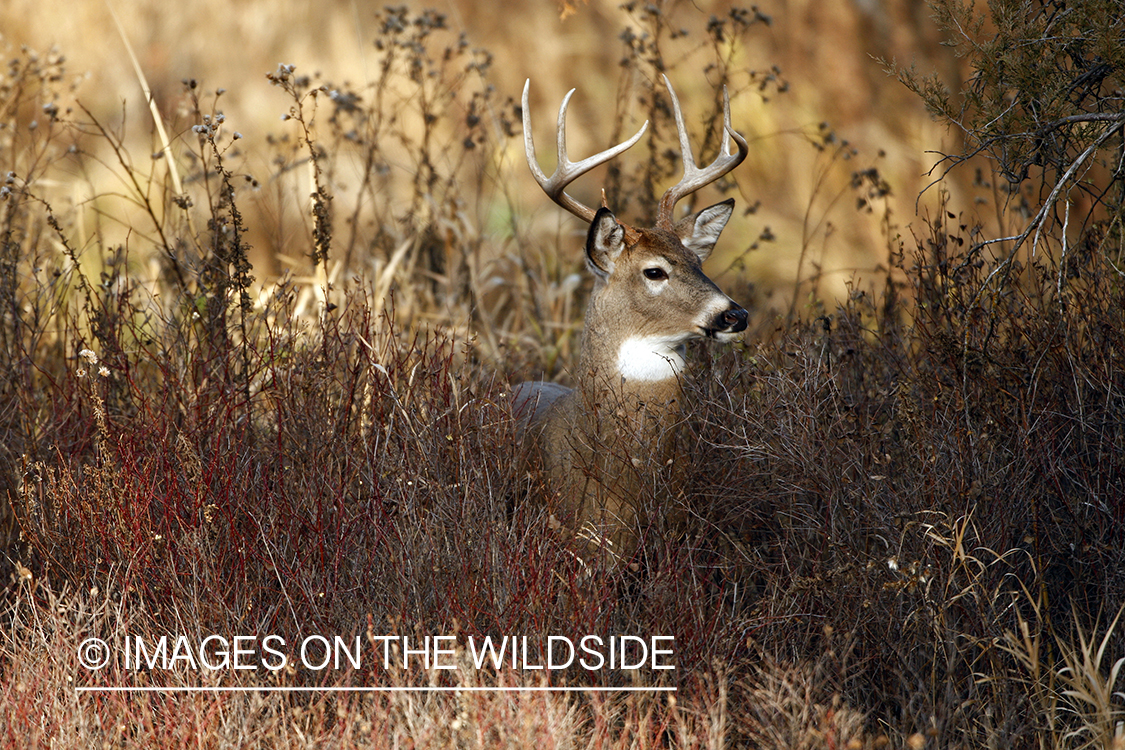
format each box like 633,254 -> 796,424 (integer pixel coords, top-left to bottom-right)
643,267 -> 668,281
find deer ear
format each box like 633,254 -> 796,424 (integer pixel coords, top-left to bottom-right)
586,207 -> 626,279
673,198 -> 734,262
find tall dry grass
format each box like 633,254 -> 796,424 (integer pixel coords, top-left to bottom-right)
1,0 -> 987,307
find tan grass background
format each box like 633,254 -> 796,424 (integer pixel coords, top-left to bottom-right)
2,0 -> 986,306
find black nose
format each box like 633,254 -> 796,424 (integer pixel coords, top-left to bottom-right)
718,306 -> 748,333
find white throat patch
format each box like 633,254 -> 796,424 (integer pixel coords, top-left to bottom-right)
616,336 -> 685,382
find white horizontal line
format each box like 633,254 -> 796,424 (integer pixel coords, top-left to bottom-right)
76,686 -> 676,693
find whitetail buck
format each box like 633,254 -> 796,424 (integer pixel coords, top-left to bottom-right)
513,76 -> 749,566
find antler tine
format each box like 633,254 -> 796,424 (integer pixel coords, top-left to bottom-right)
523,79 -> 649,224
656,74 -> 749,229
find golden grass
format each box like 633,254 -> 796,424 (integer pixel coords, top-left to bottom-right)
1,0 -> 990,308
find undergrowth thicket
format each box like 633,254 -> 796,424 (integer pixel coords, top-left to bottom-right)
1,3 -> 1123,748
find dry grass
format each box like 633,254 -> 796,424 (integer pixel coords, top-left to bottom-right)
1,1 -> 1124,748
2,0 -> 988,307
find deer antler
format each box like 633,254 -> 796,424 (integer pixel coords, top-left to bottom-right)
522,80 -> 649,224
655,74 -> 748,229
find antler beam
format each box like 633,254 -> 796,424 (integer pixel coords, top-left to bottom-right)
522,80 -> 649,224
656,74 -> 749,229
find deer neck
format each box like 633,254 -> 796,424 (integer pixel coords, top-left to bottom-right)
575,300 -> 686,419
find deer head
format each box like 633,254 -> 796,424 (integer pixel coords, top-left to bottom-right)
522,76 -> 750,385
